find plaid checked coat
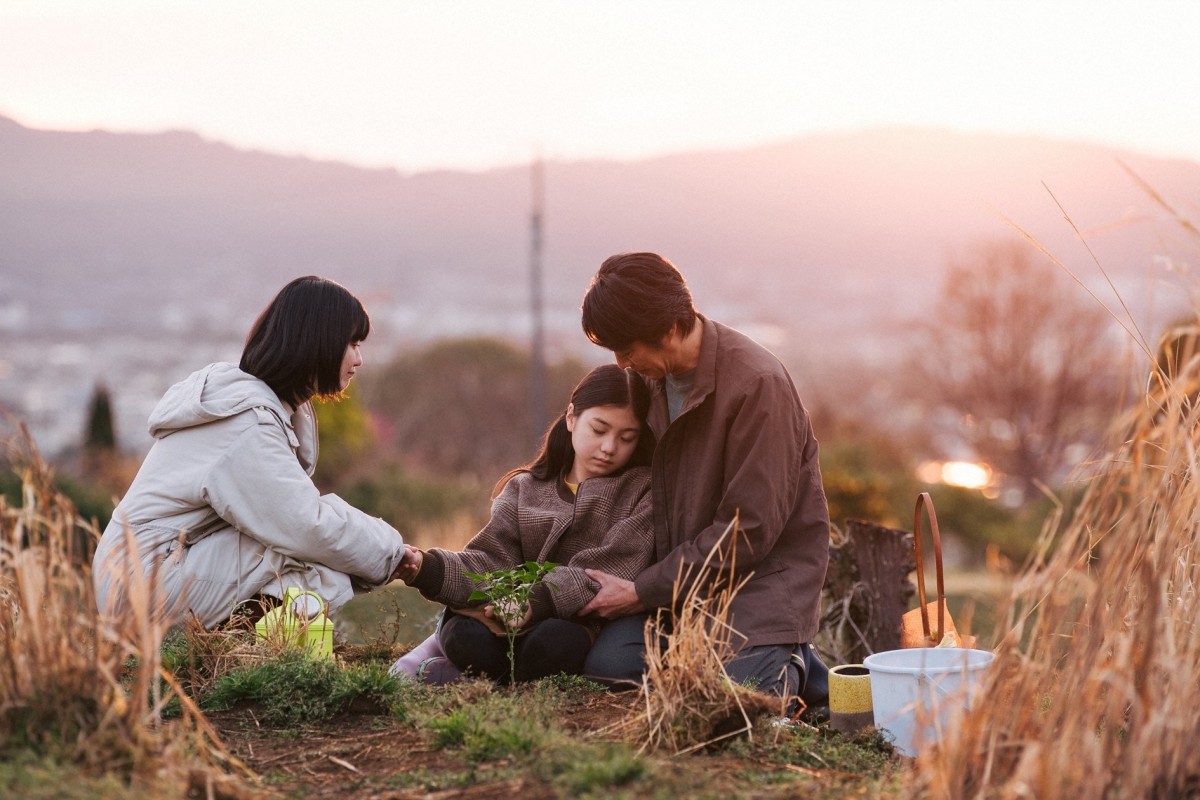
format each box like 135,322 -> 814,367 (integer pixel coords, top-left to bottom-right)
412,466 -> 652,621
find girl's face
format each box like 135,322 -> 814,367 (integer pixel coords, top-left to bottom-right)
565,403 -> 642,484
339,341 -> 363,390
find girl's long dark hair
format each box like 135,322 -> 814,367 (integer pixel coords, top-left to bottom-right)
493,364 -> 655,496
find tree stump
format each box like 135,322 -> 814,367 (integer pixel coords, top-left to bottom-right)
818,519 -> 916,665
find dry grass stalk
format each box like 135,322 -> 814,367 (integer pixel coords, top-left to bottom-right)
914,320 -> 1200,798
0,428 -> 248,785
170,615 -> 294,699
613,515 -> 780,755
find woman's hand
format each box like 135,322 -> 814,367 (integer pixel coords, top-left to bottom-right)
391,545 -> 423,583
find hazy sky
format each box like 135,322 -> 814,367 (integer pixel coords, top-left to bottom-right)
2,1 -> 1198,173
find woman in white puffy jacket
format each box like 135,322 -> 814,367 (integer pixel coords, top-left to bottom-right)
93,276 -> 407,629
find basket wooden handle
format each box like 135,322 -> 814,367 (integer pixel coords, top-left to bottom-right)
913,491 -> 946,642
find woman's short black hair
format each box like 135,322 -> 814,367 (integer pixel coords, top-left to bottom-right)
240,276 -> 370,406
581,252 -> 698,352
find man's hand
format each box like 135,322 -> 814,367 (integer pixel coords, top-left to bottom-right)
391,545 -> 423,583
579,570 -> 645,618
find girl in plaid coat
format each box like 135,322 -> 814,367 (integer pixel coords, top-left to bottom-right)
393,364 -> 655,683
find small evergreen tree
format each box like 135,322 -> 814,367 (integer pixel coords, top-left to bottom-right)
84,382 -> 117,452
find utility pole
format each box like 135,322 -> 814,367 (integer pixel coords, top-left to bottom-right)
529,156 -> 547,445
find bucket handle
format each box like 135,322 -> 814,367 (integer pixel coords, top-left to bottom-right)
917,669 -> 979,710
917,671 -> 957,700
913,492 -> 946,644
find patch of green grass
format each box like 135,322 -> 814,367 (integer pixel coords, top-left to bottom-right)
413,679 -> 652,796
421,690 -> 549,761
344,659 -> 411,711
202,651 -> 408,726
530,672 -> 608,696
769,721 -> 896,774
538,741 -> 646,797
718,717 -> 906,798
0,751 -> 178,800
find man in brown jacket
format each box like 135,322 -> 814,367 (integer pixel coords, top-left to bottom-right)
578,252 -> 830,705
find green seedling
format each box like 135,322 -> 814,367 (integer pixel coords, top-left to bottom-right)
464,561 -> 557,683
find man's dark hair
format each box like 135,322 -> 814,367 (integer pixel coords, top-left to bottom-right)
240,275 -> 370,406
580,252 -> 698,352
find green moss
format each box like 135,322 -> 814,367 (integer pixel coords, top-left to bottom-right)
202,651 -> 407,725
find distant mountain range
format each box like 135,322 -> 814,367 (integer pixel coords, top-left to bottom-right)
2,114 -> 1197,367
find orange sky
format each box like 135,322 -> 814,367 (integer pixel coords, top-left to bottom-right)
2,1 -> 1198,172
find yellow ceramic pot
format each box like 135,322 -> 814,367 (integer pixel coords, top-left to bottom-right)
828,663 -> 873,733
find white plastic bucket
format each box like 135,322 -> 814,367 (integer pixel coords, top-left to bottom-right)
863,647 -> 995,756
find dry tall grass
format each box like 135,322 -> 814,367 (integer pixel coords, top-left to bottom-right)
0,429 -> 246,792
915,320 -> 1200,798
613,516 -> 780,755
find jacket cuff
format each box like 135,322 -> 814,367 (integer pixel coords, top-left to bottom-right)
411,550 -> 445,597
634,569 -> 671,610
527,583 -> 553,623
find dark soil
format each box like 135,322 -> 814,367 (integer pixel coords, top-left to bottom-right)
190,633 -> 896,799
203,690 -> 894,800
206,690 -> 638,800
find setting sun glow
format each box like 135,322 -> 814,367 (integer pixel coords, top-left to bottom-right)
918,460 -> 993,490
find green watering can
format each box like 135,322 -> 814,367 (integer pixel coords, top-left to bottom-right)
254,587 -> 334,659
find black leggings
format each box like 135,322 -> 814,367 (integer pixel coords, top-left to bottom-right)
439,611 -> 593,684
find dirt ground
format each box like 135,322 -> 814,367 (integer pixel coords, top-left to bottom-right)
206,689 -> 641,800
191,596 -> 892,800
201,690 -> 888,800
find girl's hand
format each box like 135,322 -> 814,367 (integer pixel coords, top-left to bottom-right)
485,599 -> 532,632
391,545 -> 423,583
453,605 -> 508,636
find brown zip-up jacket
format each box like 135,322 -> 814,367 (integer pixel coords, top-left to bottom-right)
412,467 -> 653,622
632,317 -> 830,649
